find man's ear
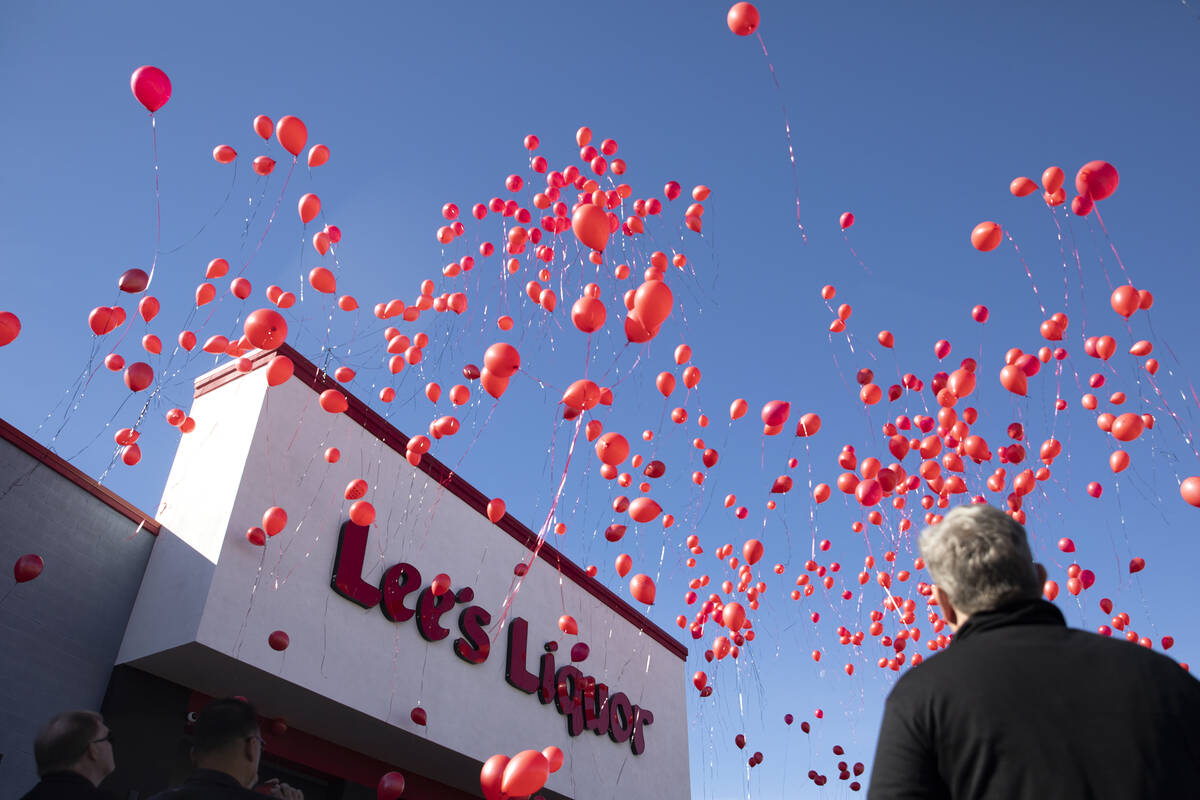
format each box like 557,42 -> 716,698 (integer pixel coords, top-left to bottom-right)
935,585 -> 957,627
1035,562 -> 1048,587
244,738 -> 256,763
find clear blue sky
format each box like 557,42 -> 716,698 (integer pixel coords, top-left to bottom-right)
3,1 -> 1199,797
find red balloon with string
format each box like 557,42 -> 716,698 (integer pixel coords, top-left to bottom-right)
130,66 -> 171,112
727,2 -> 760,35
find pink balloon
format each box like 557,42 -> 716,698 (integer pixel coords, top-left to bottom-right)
130,66 -> 171,112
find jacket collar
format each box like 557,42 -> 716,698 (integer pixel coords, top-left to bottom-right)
188,769 -> 246,789
39,772 -> 93,785
953,598 -> 1065,642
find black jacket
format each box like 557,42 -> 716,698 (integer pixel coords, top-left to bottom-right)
869,599 -> 1200,799
20,772 -> 111,800
147,769 -> 261,800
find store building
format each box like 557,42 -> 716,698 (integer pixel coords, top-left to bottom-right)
0,345 -> 688,800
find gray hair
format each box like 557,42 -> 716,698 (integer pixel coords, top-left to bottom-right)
919,504 -> 1041,615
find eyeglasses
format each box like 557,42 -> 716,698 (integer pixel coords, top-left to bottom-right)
92,732 -> 115,745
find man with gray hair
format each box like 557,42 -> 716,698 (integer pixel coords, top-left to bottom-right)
869,503 -> 1200,798
20,711 -> 115,799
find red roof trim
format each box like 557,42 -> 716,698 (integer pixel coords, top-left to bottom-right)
0,417 -> 161,535
194,344 -> 688,661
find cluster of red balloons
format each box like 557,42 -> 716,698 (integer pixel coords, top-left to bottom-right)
480,746 -> 563,800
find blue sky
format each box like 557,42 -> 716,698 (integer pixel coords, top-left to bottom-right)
3,1 -> 1200,797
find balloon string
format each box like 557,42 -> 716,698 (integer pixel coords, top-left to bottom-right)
145,114 -> 162,290
755,32 -> 807,243
1006,230 -> 1047,318
163,160 -> 239,255
236,157 -> 297,279
841,231 -> 871,275
1090,205 -> 1135,285
1056,210 -> 1091,338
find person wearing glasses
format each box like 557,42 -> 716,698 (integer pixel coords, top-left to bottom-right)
148,698 -> 301,800
20,711 -> 116,799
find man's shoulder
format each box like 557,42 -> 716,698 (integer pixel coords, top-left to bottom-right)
20,775 -> 112,800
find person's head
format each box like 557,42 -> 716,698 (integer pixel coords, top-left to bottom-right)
191,698 -> 262,788
919,503 -> 1046,630
33,711 -> 115,786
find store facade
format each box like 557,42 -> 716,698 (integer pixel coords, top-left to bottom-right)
0,346 -> 688,800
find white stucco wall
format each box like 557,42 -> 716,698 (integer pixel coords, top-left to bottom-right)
119,358 -> 689,800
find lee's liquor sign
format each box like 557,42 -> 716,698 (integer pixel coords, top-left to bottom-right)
331,520 -> 655,755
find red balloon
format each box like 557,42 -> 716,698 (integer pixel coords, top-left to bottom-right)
634,280 -> 674,329
265,355 -> 294,386
253,115 -> 273,140
124,362 -> 154,392
595,432 -> 629,466
572,203 -> 610,251
244,309 -> 288,350
839,212 -> 855,230
1075,160 -> 1119,201
262,506 -> 288,537
118,268 -> 149,294
1010,177 -> 1038,197
1111,413 -> 1144,442
1180,477 -> 1200,508
253,156 -> 276,176
377,772 -> 405,800
213,145 -> 237,164
723,601 -> 747,630
88,306 -> 125,336
795,413 -> 821,437
268,630 -> 290,651
308,144 -> 330,168
349,501 -> 375,526
1110,285 -> 1139,318
14,554 -> 44,583
629,573 -> 656,604
480,369 -> 510,399
743,539 -> 764,565
761,400 -> 791,427
298,193 -> 321,224
501,750 -> 550,797
319,389 -> 348,413
130,66 -> 171,112
483,343 -> 521,378
0,311 -> 20,346
571,296 -> 607,333
727,2 -> 760,35
1071,195 -> 1093,216
1042,166 -> 1065,194
971,222 -> 1003,252
615,553 -> 633,578
628,497 -> 662,523
480,755 -> 510,800
487,498 -> 506,523
624,311 -> 657,343
542,746 -> 564,774
410,706 -> 427,725
309,267 -> 336,293
999,364 -> 1027,396
276,116 -> 308,157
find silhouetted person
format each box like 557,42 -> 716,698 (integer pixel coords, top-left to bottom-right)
148,698 -> 301,800
20,711 -> 116,800
869,503 -> 1200,799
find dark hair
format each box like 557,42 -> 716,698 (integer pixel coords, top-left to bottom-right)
34,711 -> 103,776
192,698 -> 259,756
